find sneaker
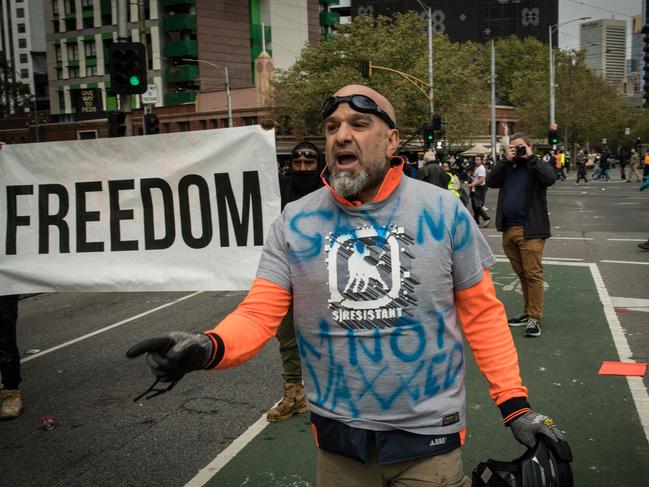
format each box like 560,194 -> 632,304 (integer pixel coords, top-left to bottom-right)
481,206 -> 489,211
639,241 -> 649,251
0,389 -> 23,420
508,313 -> 530,326
479,218 -> 492,228
266,383 -> 308,422
524,319 -> 541,337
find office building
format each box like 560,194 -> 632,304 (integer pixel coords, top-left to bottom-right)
347,0 -> 558,44
0,0 -> 48,112
580,19 -> 627,90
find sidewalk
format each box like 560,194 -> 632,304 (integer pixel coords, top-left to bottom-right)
199,262 -> 649,486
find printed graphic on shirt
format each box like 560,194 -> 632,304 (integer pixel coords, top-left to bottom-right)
326,224 -> 418,329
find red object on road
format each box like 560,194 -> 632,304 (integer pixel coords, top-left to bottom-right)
41,416 -> 56,430
598,361 -> 647,377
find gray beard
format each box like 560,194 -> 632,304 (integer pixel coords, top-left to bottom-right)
330,169 -> 370,198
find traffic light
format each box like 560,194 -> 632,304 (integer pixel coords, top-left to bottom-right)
548,129 -> 559,146
108,111 -> 127,137
422,123 -> 435,147
360,61 -> 371,78
143,113 -> 160,135
109,42 -> 147,95
432,114 -> 442,131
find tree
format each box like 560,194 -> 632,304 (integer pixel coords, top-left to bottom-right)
0,54 -> 32,118
270,12 -> 489,146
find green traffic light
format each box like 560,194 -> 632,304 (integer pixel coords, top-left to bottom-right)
129,75 -> 140,86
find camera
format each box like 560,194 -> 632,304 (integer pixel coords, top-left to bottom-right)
515,145 -> 527,157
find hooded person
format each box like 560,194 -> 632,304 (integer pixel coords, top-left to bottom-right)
279,142 -> 325,209
266,141 -> 326,422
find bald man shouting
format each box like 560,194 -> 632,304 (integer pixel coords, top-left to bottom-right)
128,85 -> 566,486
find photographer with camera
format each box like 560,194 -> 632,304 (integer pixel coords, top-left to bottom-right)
486,133 -> 557,338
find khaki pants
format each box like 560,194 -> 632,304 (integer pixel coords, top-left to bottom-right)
502,226 -> 545,320
316,446 -> 471,487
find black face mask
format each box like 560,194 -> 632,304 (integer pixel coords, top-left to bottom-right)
289,169 -> 322,196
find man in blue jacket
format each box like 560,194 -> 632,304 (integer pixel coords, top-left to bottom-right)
486,133 -> 556,337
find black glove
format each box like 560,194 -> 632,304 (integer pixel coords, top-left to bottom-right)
126,332 -> 214,382
509,410 -> 566,449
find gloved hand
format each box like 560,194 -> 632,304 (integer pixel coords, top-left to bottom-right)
509,410 -> 565,449
126,332 -> 214,382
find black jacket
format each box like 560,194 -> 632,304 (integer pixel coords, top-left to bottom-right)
485,155 -> 556,239
416,162 -> 450,189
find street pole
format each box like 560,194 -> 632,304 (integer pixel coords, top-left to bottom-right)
117,0 -> 132,135
417,0 -> 434,118
490,39 -> 497,162
224,67 -> 233,128
182,58 -> 233,127
549,24 -> 556,129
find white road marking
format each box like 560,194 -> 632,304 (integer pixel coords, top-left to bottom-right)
589,264 -> 649,445
20,292 -> 204,363
607,239 -> 646,242
550,237 -> 594,240
494,255 -> 583,262
600,260 -> 649,266
610,297 -> 649,312
184,413 -> 270,487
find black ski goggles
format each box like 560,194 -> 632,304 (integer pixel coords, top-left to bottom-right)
291,149 -> 319,159
321,94 -> 396,129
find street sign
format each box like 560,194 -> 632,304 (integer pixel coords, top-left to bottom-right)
625,127 -> 630,135
602,138 -> 607,144
141,84 -> 159,104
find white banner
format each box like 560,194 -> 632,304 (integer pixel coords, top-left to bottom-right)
0,126 -> 281,294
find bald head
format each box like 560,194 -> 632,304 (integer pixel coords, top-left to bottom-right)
332,85 -> 397,128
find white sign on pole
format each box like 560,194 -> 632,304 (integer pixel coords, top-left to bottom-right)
625,127 -> 630,135
0,126 -> 281,294
141,84 -> 159,104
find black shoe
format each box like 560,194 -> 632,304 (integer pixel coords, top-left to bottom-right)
508,313 -> 530,327
639,241 -> 649,251
524,319 -> 541,337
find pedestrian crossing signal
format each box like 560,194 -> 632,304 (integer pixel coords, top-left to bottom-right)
548,129 -> 559,145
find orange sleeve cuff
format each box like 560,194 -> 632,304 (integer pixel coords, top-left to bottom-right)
455,269 -> 529,407
204,277 -> 292,369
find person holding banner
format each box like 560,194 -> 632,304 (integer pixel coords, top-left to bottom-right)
128,85 -> 566,486
0,143 -> 24,420
267,142 -> 324,422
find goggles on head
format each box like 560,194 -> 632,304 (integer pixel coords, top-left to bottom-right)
321,94 -> 396,129
292,149 -> 319,160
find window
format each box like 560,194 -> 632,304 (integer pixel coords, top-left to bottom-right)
177,121 -> 189,132
52,0 -> 59,16
55,45 -> 62,62
18,38 -> 27,48
20,68 -> 28,79
19,53 -> 28,63
199,120 -> 206,130
16,8 -> 24,18
163,122 -> 170,133
67,42 -> 78,60
68,66 -> 79,78
243,116 -> 257,126
83,15 -> 93,28
84,40 -> 96,57
58,91 -> 66,110
86,65 -> 97,76
17,23 -> 25,33
78,130 -> 97,140
81,0 -> 93,7
221,119 -> 229,128
64,0 -> 75,14
210,119 -> 217,129
56,68 -> 63,79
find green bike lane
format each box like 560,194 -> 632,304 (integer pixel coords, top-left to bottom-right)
191,262 -> 649,486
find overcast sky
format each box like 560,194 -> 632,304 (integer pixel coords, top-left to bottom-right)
558,0 -> 643,50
